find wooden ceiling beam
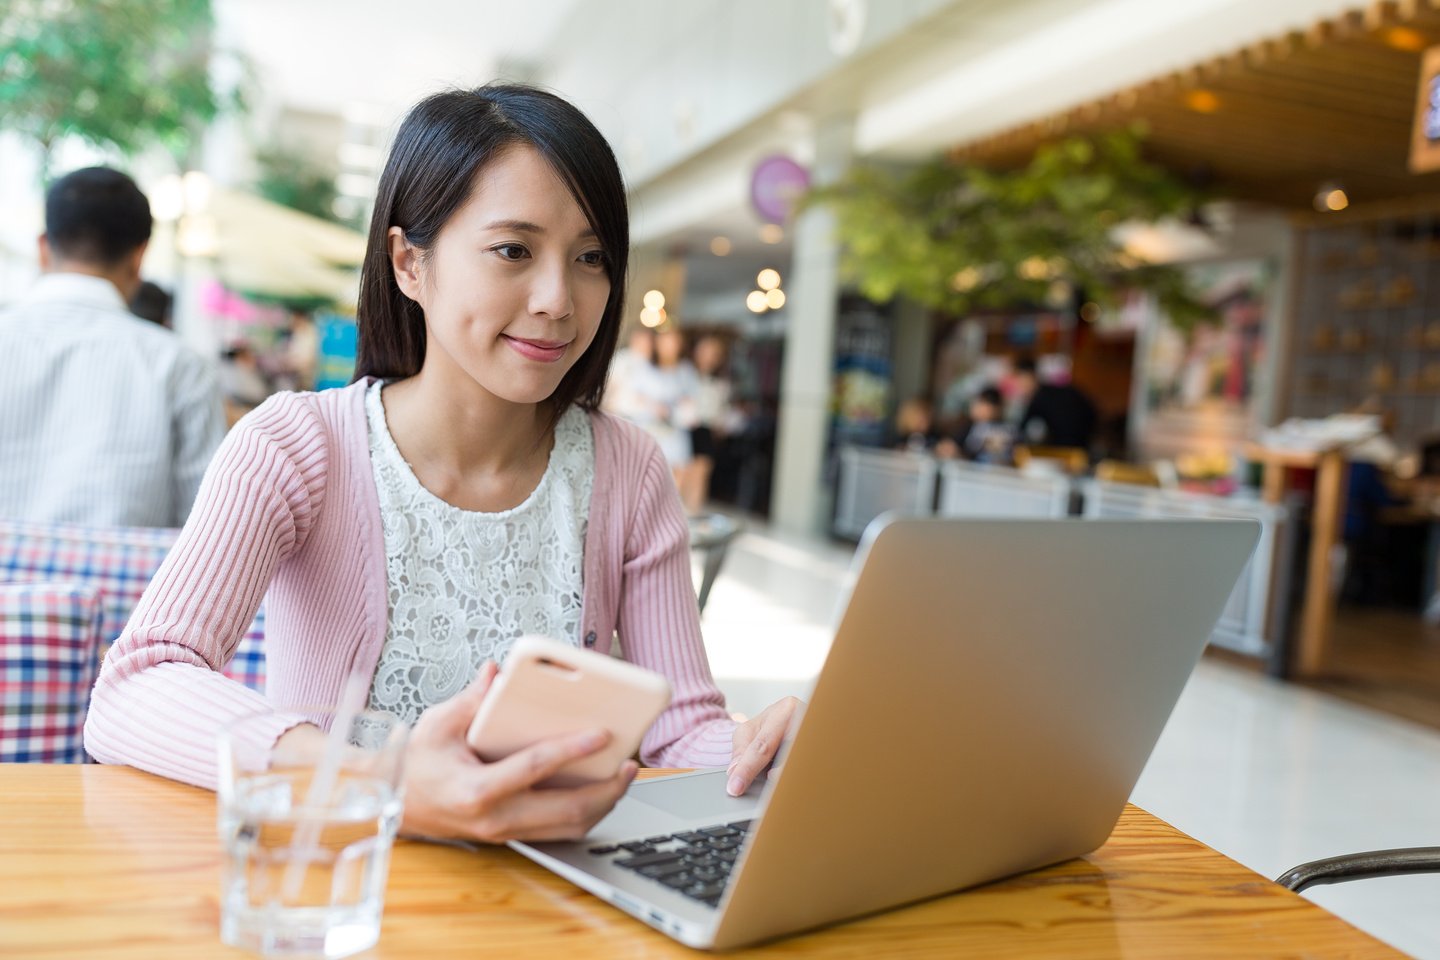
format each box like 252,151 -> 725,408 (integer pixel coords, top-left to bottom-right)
1365,0 -> 1404,31
949,2 -> 1440,209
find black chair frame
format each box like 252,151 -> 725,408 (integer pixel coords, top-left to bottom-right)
1277,847 -> 1440,893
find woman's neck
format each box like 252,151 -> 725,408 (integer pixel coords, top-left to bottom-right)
377,368 -> 555,513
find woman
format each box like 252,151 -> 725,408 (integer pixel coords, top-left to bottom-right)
682,333 -> 740,512
84,84 -> 797,845
646,325 -> 701,495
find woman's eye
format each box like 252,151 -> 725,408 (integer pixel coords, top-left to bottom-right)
578,250 -> 607,268
494,243 -> 529,261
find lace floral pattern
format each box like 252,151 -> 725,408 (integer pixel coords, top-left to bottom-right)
362,381 -> 591,728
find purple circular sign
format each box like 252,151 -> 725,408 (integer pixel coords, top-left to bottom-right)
750,154 -> 811,224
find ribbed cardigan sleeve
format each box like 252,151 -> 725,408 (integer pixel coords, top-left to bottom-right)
83,395 -> 328,789
616,433 -> 736,768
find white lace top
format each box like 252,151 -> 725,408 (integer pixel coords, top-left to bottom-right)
362,380 -> 593,728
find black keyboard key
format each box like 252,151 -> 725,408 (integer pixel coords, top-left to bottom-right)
729,820 -> 755,831
619,842 -> 656,854
639,860 -> 694,880
658,871 -> 696,889
587,844 -> 619,855
673,831 -> 709,843
615,850 -> 685,869
643,834 -> 674,845
700,826 -> 740,838
717,849 -> 739,862
683,880 -> 728,901
710,837 -> 742,851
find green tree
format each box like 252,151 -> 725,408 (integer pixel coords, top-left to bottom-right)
0,0 -> 239,172
804,126 -> 1210,328
253,145 -> 349,227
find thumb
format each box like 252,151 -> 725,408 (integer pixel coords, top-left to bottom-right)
434,661 -> 499,737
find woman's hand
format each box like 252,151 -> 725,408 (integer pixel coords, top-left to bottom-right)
727,696 -> 804,797
401,663 -> 638,843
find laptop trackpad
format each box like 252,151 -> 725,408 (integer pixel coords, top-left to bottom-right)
630,769 -> 762,823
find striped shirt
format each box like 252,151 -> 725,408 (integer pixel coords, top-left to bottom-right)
0,273 -> 225,527
84,380 -> 736,788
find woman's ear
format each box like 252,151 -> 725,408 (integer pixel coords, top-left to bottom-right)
388,227 -> 423,302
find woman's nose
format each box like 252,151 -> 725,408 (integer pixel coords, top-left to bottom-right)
529,259 -> 574,319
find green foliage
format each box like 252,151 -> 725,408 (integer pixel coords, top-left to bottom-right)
0,0 -> 239,164
253,145 -> 346,226
803,127 -> 1210,328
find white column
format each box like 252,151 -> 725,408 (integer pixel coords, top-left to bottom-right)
770,113 -> 854,535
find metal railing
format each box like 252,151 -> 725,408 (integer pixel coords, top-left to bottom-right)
833,447 -> 940,538
937,460 -> 1073,519
1081,480 -> 1294,659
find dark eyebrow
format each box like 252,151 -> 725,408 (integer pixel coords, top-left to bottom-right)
483,218 -> 597,240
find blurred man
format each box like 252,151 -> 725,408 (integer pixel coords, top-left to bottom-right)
1012,356 -> 1097,451
0,167 -> 224,527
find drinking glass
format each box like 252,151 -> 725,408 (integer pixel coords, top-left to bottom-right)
217,708 -> 407,959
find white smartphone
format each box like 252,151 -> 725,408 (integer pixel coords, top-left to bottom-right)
464,635 -> 672,787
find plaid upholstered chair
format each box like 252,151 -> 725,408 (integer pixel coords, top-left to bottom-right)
0,519 -> 267,761
0,582 -> 104,762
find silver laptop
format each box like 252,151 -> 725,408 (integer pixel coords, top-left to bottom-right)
511,515 -> 1259,950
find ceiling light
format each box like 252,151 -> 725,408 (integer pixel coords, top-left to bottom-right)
1384,26 -> 1427,52
1314,182 -> 1349,212
642,289 -> 666,310
710,236 -> 732,256
639,306 -> 665,327
1184,90 -> 1221,114
765,288 -> 786,310
756,268 -> 781,291
745,291 -> 769,313
758,223 -> 784,244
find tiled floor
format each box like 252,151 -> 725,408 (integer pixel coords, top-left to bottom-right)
694,517 -> 1440,959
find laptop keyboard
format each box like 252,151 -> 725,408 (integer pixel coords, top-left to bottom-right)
587,820 -> 755,907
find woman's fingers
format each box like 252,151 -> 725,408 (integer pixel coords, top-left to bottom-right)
470,760 -> 639,843
482,728 -> 613,797
727,697 -> 802,797
421,662 -> 498,742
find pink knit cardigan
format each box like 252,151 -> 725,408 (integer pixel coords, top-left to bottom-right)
84,379 -> 736,788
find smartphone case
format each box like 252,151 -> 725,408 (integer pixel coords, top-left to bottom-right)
465,635 -> 672,786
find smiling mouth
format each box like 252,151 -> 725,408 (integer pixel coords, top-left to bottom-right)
503,335 -> 572,363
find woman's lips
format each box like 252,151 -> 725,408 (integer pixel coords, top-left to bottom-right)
503,335 -> 570,363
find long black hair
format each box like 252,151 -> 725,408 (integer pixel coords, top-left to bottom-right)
354,83 -> 629,422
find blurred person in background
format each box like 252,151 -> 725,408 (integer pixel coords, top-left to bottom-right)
682,332 -> 742,513
893,395 -> 940,453
128,279 -> 172,327
651,324 -> 701,496
85,84 -> 798,846
219,341 -> 273,422
941,386 -> 1014,464
1012,355 -> 1097,451
602,323 -> 656,423
0,167 -> 224,527
284,311 -> 319,391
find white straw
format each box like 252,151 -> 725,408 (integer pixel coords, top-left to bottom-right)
281,670 -> 372,903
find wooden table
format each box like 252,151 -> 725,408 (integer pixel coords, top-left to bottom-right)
1244,442 -> 1351,677
0,764 -> 1401,958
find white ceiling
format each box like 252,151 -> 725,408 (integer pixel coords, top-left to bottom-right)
214,0 -> 578,117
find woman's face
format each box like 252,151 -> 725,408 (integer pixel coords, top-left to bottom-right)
694,336 -> 724,374
656,329 -> 684,366
395,143 -> 611,406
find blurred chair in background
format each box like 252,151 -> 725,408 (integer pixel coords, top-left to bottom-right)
1013,444 -> 1090,476
1094,460 -> 1162,487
